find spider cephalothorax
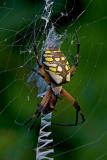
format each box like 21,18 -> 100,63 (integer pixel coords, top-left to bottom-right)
23,33 -> 85,129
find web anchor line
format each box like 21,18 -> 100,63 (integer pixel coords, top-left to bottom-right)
36,112 -> 54,160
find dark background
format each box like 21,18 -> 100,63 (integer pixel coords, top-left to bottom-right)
0,0 -> 107,160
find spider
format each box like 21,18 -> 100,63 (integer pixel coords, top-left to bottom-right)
19,32 -> 85,130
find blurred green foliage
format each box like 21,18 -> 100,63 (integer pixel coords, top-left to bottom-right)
0,0 -> 107,160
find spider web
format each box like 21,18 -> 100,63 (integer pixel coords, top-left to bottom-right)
0,0 -> 107,160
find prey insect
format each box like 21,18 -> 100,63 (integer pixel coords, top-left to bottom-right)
16,31 -> 85,130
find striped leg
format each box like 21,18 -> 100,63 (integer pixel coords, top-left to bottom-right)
61,88 -> 85,125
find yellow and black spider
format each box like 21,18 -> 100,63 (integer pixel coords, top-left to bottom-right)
21,32 -> 85,130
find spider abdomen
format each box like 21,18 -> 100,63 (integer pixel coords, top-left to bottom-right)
43,48 -> 71,84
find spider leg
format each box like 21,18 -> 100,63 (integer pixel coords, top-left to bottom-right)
16,90 -> 55,130
28,89 -> 53,130
28,90 -> 55,130
33,44 -> 42,67
74,30 -> 80,66
60,88 -> 85,125
15,90 -> 54,131
15,109 -> 40,127
40,89 -> 53,109
70,30 -> 80,77
24,110 -> 40,126
29,121 -> 37,131
32,68 -> 45,80
15,117 -> 33,127
24,117 -> 33,126
32,45 -> 44,77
